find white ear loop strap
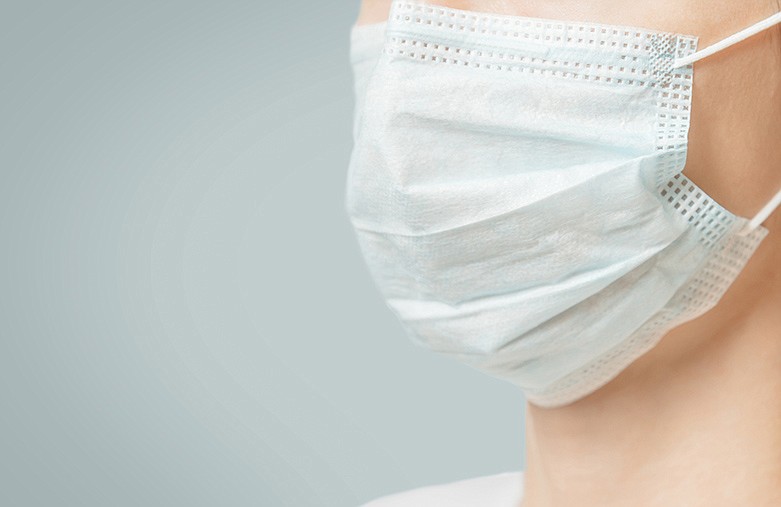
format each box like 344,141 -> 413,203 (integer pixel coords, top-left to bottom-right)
738,189 -> 781,235
673,11 -> 781,67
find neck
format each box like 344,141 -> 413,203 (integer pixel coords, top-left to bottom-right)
519,243 -> 781,506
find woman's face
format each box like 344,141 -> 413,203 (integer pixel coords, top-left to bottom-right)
351,0 -> 781,405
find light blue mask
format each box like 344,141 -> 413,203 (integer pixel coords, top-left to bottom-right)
346,1 -> 781,408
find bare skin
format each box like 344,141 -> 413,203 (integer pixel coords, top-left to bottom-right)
356,0 -> 781,505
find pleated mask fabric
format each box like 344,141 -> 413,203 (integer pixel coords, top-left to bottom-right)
346,1 -> 781,408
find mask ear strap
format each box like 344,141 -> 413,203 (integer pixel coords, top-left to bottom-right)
736,188 -> 781,235
673,11 -> 781,68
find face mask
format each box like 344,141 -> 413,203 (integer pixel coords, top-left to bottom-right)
346,0 -> 781,408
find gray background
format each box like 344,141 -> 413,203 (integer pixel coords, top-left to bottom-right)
0,1 -> 525,505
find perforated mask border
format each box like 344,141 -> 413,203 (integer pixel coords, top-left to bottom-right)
384,1 -> 698,87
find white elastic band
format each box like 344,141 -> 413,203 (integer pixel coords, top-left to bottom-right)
673,11 -> 781,67
739,187 -> 781,235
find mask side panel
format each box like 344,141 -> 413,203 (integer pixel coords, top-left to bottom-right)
522,33 -> 772,406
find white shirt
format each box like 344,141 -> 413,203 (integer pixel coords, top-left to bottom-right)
360,471 -> 525,506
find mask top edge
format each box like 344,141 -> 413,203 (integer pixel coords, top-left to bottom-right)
388,0 -> 700,47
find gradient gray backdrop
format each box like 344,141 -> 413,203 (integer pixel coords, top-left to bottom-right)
0,2 -> 526,505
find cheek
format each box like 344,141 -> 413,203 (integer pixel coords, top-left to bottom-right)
681,41 -> 781,222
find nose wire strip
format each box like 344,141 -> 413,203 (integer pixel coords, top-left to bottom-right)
672,11 -> 781,67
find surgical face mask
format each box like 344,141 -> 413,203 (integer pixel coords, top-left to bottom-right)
346,0 -> 781,408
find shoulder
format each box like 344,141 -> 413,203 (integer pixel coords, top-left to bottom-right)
359,470 -> 524,507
